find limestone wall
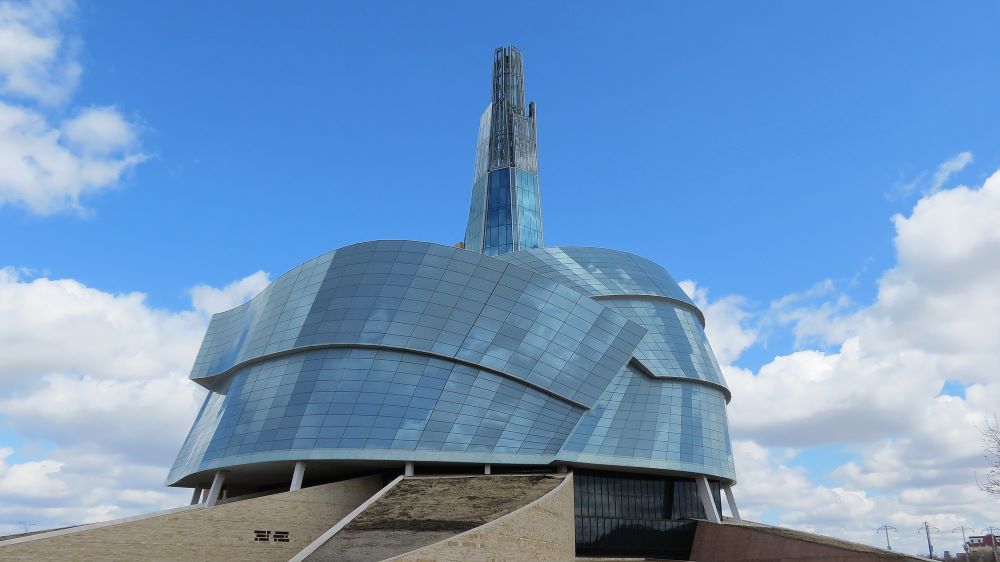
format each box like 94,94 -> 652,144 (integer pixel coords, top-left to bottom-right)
0,474 -> 382,562
386,473 -> 576,562
689,520 -> 927,562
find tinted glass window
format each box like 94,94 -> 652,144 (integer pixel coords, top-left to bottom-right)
573,470 -> 722,558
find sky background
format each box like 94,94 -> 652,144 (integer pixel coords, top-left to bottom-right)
1,0 -> 999,556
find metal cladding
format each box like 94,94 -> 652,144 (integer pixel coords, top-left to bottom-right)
168,241 -> 736,485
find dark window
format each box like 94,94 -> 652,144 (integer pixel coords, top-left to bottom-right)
574,470 -> 721,559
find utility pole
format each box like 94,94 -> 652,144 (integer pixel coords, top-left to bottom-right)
917,522 -> 940,559
954,525 -> 971,553
877,524 -> 898,551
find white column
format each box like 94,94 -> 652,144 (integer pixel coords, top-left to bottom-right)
189,486 -> 203,505
723,484 -> 742,523
200,488 -> 210,503
205,470 -> 227,507
696,476 -> 722,524
291,461 -> 306,491
484,464 -> 491,475
404,462 -> 414,476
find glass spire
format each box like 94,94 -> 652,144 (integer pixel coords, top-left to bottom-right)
464,46 -> 543,255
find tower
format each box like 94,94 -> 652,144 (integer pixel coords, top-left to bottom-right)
463,45 -> 543,256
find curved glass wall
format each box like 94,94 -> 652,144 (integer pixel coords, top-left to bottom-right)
170,240 -> 736,486
499,247 -> 729,391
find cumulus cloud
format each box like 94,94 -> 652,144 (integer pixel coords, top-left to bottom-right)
680,280 -> 757,365
0,268 -> 269,533
0,267 -> 203,382
0,448 -> 69,499
0,0 -> 79,104
0,0 -> 146,215
700,155 -> 1000,555
190,270 -> 270,315
0,83 -> 145,215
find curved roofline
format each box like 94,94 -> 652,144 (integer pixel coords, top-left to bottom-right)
593,294 -> 706,328
207,240 -> 707,324
629,358 -> 731,402
504,244 -> 705,318
204,239 -> 457,318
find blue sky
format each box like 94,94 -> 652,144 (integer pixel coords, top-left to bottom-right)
2,0 -> 1000,555
5,1 -> 998,307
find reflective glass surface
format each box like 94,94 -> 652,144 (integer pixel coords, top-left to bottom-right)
602,300 -> 726,388
558,364 -> 735,480
464,46 -> 543,255
189,241 -> 645,410
500,246 -> 729,390
574,470 -> 722,558
484,168 -> 514,255
169,348 -> 581,483
514,169 -> 542,250
497,246 -> 698,309
171,240 -> 737,486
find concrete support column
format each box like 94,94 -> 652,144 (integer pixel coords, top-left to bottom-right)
290,461 -> 306,491
200,488 -> 210,503
556,464 -> 568,474
723,484 -> 742,523
484,464 -> 491,475
205,470 -> 227,508
404,462 -> 414,476
189,486 -> 203,505
696,475 -> 722,524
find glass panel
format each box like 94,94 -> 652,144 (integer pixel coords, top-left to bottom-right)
573,469 -> 703,559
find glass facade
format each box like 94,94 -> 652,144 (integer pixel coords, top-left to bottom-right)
496,246 -> 729,391
465,46 -> 543,256
574,470 -> 722,559
169,241 -> 736,485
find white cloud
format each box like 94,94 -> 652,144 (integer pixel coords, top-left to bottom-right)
190,270 -> 270,315
0,268 -> 269,532
0,0 -> 79,105
0,448 -> 69,499
0,374 -> 203,460
0,267 -> 203,382
680,280 -> 757,365
62,106 -> 138,155
895,151 -> 973,197
701,156 -> 1000,556
0,0 -> 146,215
0,101 -> 145,215
928,152 -> 974,194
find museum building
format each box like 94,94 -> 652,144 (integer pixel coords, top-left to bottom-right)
167,45 -> 739,558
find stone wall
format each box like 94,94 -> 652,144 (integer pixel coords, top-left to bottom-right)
689,520 -> 927,562
0,474 -> 382,562
386,473 -> 575,562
